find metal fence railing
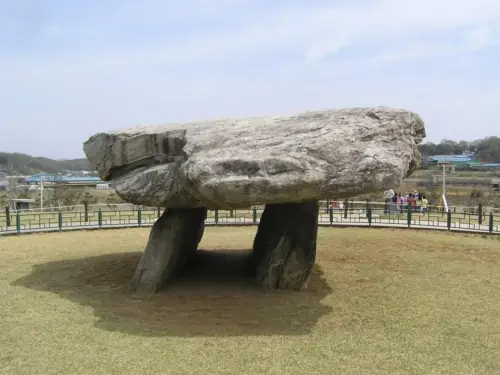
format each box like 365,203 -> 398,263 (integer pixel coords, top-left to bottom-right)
1,201 -> 498,235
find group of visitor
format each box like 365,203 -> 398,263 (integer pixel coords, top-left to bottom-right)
383,189 -> 429,213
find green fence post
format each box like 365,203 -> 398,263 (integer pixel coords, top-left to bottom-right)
407,207 -> 412,228
58,211 -> 63,231
478,203 -> 483,225
5,206 -> 10,227
15,211 -> 20,233
447,210 -> 452,230
329,207 -> 333,224
230,209 -> 234,218
84,202 -> 89,223
344,200 -> 348,219
489,212 -> 494,234
252,207 -> 257,224
368,206 -> 372,227
98,209 -> 102,228
138,208 -> 142,226
215,209 -> 219,224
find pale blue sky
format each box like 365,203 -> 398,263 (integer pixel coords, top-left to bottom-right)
1,0 -> 499,159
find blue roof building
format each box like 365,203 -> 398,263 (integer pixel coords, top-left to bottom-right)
426,155 -> 500,168
475,163 -> 500,168
24,175 -> 106,186
427,154 -> 474,164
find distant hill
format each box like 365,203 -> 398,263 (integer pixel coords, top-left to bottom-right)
0,152 -> 91,175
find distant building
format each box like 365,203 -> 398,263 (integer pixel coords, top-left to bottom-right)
6,175 -> 30,183
24,174 -> 108,188
426,154 -> 474,166
477,163 -> 500,168
427,155 -> 500,169
466,161 -> 500,169
8,198 -> 35,211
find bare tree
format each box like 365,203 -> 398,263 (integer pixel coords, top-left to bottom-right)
47,176 -> 83,210
471,187 -> 499,210
81,191 -> 97,206
420,173 -> 440,206
7,179 -> 32,199
61,188 -> 84,210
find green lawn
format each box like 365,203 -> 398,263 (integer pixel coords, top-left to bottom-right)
1,227 -> 499,374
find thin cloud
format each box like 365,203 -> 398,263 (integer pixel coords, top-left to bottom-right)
0,0 -> 499,157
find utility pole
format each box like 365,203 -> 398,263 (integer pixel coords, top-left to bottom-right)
442,163 -> 446,196
440,162 -> 450,213
40,176 -> 44,212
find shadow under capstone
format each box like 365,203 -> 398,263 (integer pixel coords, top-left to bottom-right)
13,249 -> 333,337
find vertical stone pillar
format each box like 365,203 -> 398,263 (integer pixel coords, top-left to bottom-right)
251,201 -> 319,290
131,207 -> 207,292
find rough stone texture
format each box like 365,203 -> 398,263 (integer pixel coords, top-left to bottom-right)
83,107 -> 426,209
251,201 -> 319,290
131,207 -> 207,292
84,107 -> 426,292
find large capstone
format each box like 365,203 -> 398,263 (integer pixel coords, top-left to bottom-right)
83,106 -> 426,292
84,107 -> 425,209
251,201 -> 319,290
131,207 -> 207,293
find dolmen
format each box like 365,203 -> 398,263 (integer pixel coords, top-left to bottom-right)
83,107 -> 426,292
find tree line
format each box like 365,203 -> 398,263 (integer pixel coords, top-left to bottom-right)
418,136 -> 500,163
0,152 -> 91,175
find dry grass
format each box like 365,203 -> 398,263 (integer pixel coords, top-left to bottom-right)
0,227 -> 499,375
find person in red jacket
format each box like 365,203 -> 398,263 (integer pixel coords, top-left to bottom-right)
408,193 -> 416,212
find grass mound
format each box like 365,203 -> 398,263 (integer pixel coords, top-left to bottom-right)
1,227 -> 499,375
